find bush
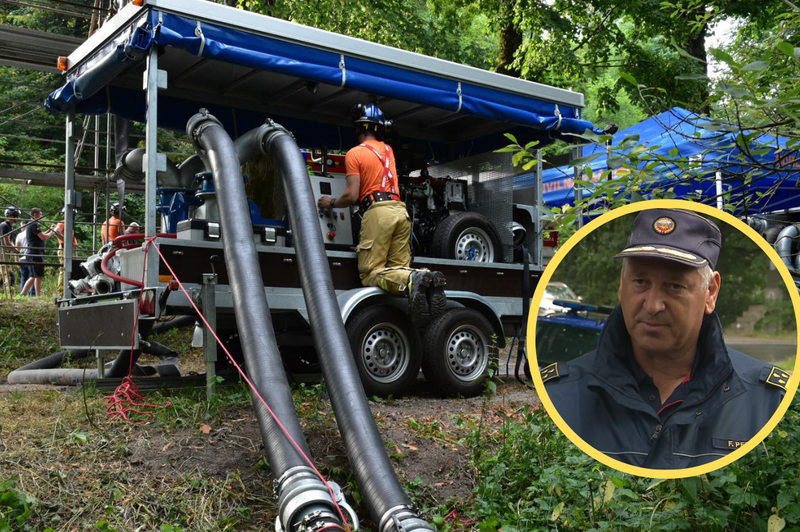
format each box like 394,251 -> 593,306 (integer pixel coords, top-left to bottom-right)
463,397 -> 800,531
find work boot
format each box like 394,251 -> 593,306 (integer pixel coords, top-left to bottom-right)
428,270 -> 447,317
408,270 -> 432,317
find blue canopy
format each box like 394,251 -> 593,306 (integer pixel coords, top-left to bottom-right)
46,4 -> 602,156
517,107 -> 800,214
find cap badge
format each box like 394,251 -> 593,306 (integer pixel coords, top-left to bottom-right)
653,217 -> 676,235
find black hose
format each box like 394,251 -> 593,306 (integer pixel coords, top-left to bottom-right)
13,349 -> 91,371
150,315 -> 196,336
106,350 -> 140,378
261,127 -> 433,531
191,118 -> 314,478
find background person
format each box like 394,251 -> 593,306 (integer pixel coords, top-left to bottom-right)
542,208 -> 788,469
101,203 -> 125,245
20,208 -> 55,296
317,103 -> 446,317
1,207 -> 18,293
14,224 -> 34,296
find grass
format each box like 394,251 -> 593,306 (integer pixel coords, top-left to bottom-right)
3,296 -> 800,531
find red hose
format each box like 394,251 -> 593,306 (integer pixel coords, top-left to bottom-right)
100,233 -> 176,287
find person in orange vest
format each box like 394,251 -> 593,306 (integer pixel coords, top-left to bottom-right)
100,203 -> 125,245
53,207 -> 79,297
317,104 -> 446,317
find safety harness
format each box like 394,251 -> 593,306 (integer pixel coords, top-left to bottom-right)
358,143 -> 400,212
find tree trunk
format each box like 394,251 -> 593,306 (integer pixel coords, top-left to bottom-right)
686,22 -> 710,114
496,1 -> 522,78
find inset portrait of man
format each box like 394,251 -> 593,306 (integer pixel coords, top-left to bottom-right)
538,207 -> 794,471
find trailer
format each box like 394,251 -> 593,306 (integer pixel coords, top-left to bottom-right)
36,1 -> 604,530
43,0 -> 600,400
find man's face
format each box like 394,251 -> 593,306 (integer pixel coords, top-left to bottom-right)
32,211 -> 42,220
618,257 -> 720,360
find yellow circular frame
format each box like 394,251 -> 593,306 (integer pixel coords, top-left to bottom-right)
528,199 -> 800,479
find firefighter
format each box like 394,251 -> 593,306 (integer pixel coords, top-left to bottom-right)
100,203 -> 125,245
317,104 -> 446,317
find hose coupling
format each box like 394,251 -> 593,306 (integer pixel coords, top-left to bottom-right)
186,109 -> 224,150
274,466 -> 347,532
257,118 -> 294,154
379,505 -> 435,532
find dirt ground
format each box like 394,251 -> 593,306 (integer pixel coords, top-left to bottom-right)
0,297 -> 539,530
0,375 -> 538,531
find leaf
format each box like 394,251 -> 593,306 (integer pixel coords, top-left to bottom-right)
681,477 -> 699,502
503,132 -> 518,144
199,424 -> 213,434
741,60 -> 769,72
603,479 -> 617,504
494,145 -> 519,154
768,514 -> 786,532
610,477 -> 625,488
550,501 -> 565,521
524,140 -> 539,150
487,380 -> 497,393
777,42 -> 794,57
647,478 -> 670,491
522,159 -> 536,171
777,489 -> 793,510
676,73 -> 710,80
568,152 -> 602,167
618,73 -> 637,86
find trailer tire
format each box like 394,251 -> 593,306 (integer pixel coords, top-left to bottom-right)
431,212 -> 503,263
346,305 -> 422,397
422,308 -> 494,397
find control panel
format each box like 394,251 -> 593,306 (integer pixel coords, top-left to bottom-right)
310,175 -> 354,246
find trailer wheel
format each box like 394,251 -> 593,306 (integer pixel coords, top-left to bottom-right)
431,212 -> 503,262
346,305 -> 422,397
422,308 -> 494,397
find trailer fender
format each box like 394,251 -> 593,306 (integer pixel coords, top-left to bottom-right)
337,287 -> 398,324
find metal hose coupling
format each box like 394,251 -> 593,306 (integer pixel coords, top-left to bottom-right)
256,118 -> 295,154
186,109 -> 224,150
379,506 -> 435,532
274,466 -> 356,532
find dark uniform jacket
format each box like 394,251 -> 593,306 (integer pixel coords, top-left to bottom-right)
543,307 -> 788,470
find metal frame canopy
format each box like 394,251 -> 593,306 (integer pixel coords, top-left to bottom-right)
46,0 -> 600,156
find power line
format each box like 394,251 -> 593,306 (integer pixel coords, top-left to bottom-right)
44,0 -> 109,12
0,0 -> 94,19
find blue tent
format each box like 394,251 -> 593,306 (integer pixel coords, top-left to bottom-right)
516,107 -> 800,213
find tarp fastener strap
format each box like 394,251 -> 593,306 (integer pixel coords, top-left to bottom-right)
456,82 -> 462,113
339,55 -> 346,87
554,104 -> 562,130
195,21 -> 206,57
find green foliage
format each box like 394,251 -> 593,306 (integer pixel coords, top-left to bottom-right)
241,0 -> 498,69
0,477 -> 36,530
462,397 -> 800,531
755,299 -> 797,336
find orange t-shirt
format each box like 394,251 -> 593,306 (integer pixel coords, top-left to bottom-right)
100,216 -> 125,244
54,221 -> 78,247
345,140 -> 399,202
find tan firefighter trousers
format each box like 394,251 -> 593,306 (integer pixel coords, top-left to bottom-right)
356,201 -> 415,295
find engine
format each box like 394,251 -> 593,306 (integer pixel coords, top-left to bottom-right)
399,174 -> 468,257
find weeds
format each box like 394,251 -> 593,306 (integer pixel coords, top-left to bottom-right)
458,396 -> 800,531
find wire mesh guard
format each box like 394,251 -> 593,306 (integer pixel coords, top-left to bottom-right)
428,151 -> 528,262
